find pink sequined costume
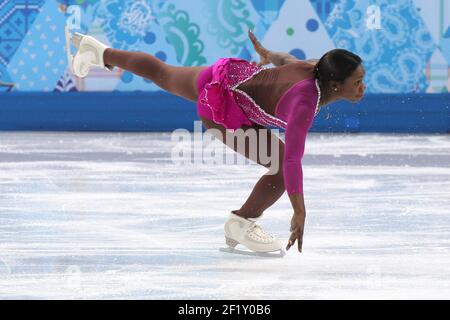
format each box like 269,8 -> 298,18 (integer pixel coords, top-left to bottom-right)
196,58 -> 320,197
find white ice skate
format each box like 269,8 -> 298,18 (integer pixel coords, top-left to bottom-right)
221,212 -> 285,258
65,26 -> 113,78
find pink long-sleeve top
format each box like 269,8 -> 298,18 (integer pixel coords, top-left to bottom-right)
234,61 -> 320,196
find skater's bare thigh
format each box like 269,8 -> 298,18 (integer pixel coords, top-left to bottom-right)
199,116 -> 285,168
166,65 -> 208,102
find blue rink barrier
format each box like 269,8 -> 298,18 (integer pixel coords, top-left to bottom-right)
0,92 -> 449,133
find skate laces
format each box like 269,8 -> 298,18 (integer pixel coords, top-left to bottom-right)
247,221 -> 274,242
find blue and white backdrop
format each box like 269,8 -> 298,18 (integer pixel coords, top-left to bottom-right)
0,0 -> 449,94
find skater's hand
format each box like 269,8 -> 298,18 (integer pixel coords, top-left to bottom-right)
248,29 -> 299,67
286,211 -> 306,253
248,30 -> 271,67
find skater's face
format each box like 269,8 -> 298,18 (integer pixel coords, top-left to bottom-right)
338,64 -> 366,103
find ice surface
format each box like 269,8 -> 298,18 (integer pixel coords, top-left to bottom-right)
0,132 -> 449,299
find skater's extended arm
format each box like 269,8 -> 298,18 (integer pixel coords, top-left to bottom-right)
282,93 -> 316,253
248,30 -> 318,67
282,100 -> 315,198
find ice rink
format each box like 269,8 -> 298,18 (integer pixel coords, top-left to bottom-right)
0,131 -> 449,299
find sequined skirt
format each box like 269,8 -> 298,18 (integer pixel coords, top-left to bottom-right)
196,58 -> 258,131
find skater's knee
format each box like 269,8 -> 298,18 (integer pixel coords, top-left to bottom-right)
269,170 -> 285,191
264,162 -> 285,192
266,155 -> 283,175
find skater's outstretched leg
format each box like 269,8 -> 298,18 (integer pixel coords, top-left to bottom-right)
103,49 -> 206,102
66,30 -> 206,102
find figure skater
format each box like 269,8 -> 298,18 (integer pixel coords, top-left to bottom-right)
66,28 -> 365,255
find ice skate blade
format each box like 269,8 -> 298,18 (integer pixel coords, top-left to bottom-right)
72,32 -> 83,49
219,247 -> 286,258
64,26 -> 75,74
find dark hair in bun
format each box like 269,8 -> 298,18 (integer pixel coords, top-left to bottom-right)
314,49 -> 362,86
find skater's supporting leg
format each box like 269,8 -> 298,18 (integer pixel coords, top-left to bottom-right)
200,116 -> 285,219
103,49 -> 206,102
233,170 -> 285,219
